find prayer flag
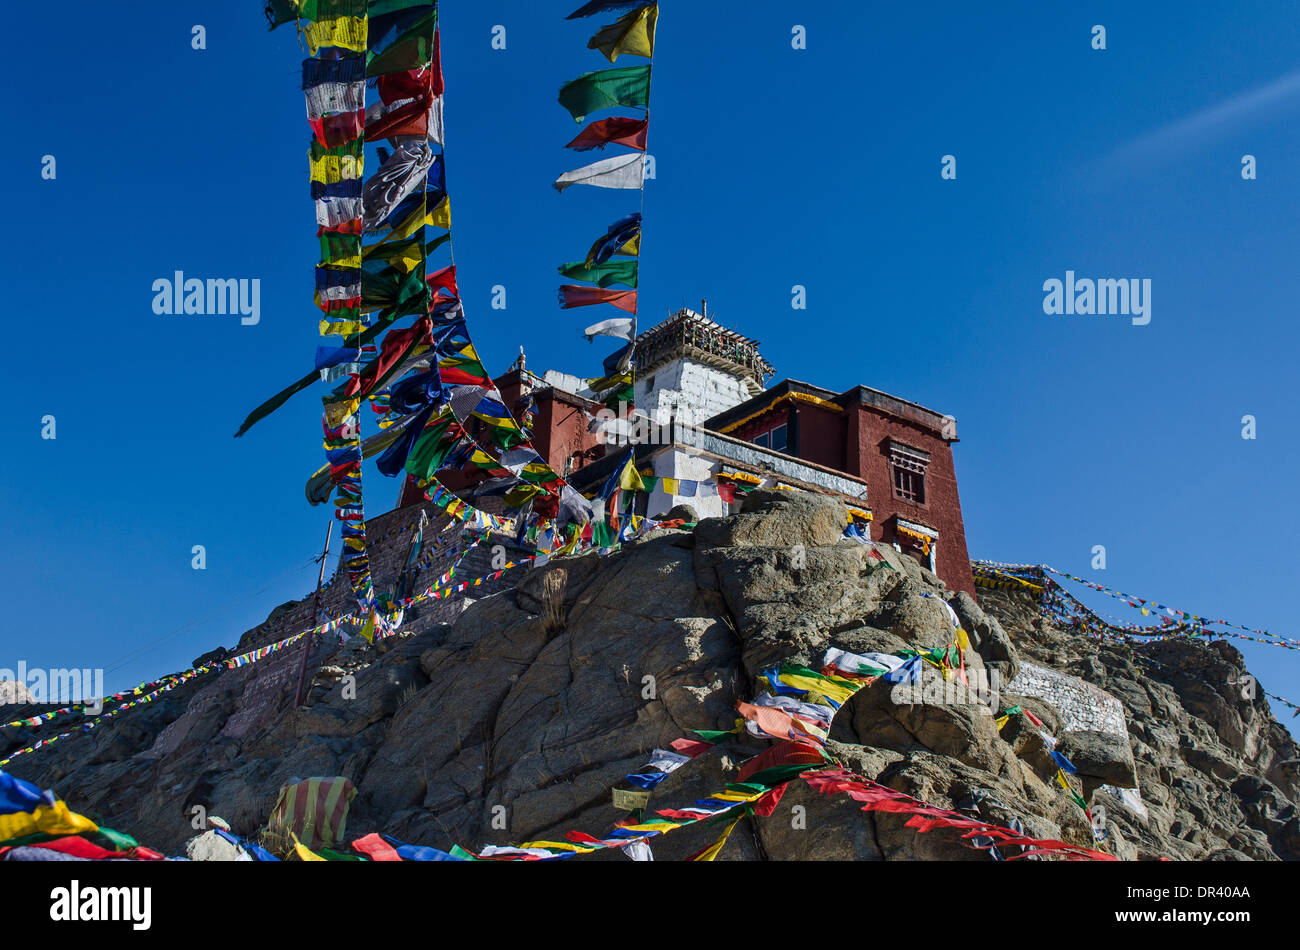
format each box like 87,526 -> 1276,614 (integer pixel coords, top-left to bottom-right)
557,65 -> 652,122
586,212 -> 642,265
559,259 -> 638,288
588,3 -> 658,62
554,152 -> 645,191
560,285 -> 638,312
565,116 -> 649,151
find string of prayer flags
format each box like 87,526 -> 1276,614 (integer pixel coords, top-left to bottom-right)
555,15 -> 655,430
298,2 -> 376,610
0,666 -> 220,768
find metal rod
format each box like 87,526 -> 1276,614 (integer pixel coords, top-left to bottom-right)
293,520 -> 333,708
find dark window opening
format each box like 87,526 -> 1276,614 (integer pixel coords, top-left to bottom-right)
753,423 -> 788,452
893,465 -> 925,504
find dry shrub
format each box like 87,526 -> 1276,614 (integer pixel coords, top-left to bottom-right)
542,568 -> 568,634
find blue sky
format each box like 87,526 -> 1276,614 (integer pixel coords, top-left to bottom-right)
4,1 -> 1299,733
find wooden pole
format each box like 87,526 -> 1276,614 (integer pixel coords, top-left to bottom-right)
293,520 -> 333,708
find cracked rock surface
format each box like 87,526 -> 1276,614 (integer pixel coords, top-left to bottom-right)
6,491 -> 1298,860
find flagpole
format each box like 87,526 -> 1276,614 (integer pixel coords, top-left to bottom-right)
293,520 -> 333,708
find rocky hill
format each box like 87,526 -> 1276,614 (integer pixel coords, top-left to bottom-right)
5,491 -> 1298,860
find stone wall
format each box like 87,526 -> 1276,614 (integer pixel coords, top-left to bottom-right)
635,358 -> 752,426
233,501 -> 525,655
1005,662 -> 1128,737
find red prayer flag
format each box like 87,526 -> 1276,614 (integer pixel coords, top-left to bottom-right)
367,98 -> 431,139
431,30 -> 444,97
738,739 -> 826,783
752,783 -> 789,818
342,316 -> 432,398
427,264 -> 458,298
351,833 -> 403,861
669,737 -> 713,758
565,116 -> 649,151
309,111 -> 364,147
558,285 -> 638,313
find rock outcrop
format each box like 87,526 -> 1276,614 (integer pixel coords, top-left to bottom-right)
6,491 -> 1298,860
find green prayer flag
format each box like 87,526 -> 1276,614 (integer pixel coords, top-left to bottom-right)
605,382 -> 635,410
318,847 -> 368,861
592,521 -> 616,548
368,0 -> 433,16
366,12 -> 438,76
724,782 -> 772,795
743,764 -> 821,789
558,258 -> 638,288
405,420 -> 459,481
234,369 -> 319,438
320,231 -> 361,265
557,65 -> 652,123
361,260 -> 431,315
693,729 -> 733,743
94,827 -> 140,851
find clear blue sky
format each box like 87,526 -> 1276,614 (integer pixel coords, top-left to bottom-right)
4,2 -> 1299,732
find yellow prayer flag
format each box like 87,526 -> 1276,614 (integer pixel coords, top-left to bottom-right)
322,397 -> 361,428
618,233 -> 641,257
429,196 -> 451,229
588,4 -> 658,62
0,802 -> 98,844
363,238 -> 423,273
620,821 -> 680,832
320,319 -> 365,338
378,197 -> 451,245
661,476 -> 680,495
304,17 -> 367,55
292,833 -> 327,862
618,456 -> 645,493
358,609 -> 377,644
309,152 -> 363,184
691,814 -> 741,862
518,840 -> 596,853
777,672 -> 857,705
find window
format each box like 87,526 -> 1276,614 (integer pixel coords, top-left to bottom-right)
753,423 -> 788,452
889,441 -> 930,504
893,465 -> 925,504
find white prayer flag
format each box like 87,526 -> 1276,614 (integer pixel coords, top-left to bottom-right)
554,152 -> 644,192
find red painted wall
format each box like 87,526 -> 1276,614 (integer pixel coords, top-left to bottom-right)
532,390 -> 608,476
792,403 -> 847,472
846,404 -> 974,597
